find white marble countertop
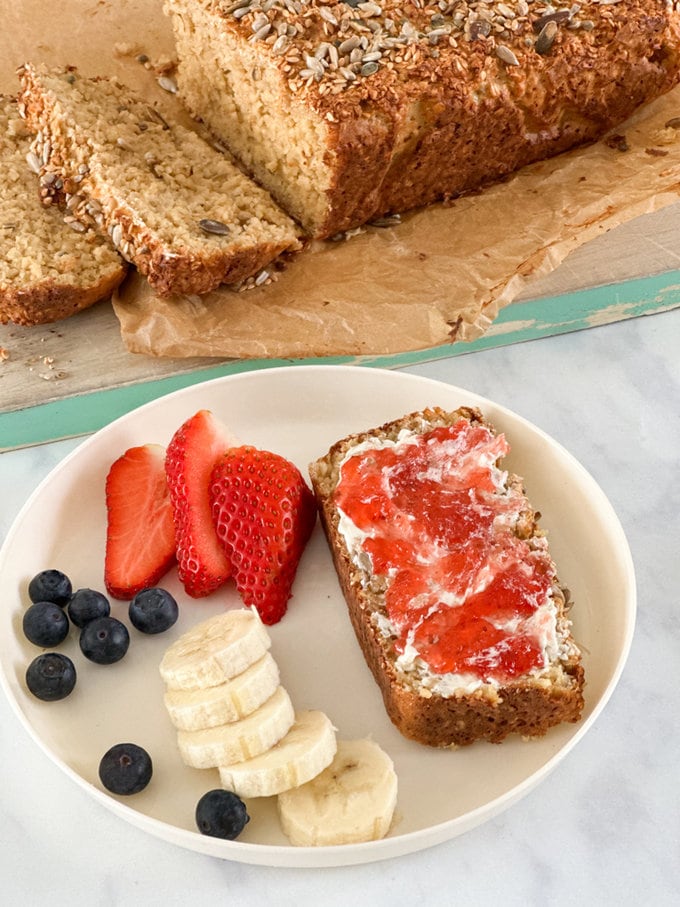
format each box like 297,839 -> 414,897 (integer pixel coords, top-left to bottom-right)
1,310 -> 678,905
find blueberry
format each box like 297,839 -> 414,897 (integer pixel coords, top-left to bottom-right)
195,789 -> 250,840
28,569 -> 72,607
99,743 -> 153,795
79,616 -> 129,664
23,601 -> 70,647
68,588 -> 110,628
25,652 -> 76,701
129,587 -> 179,635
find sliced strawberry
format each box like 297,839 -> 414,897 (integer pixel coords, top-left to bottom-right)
104,444 -> 176,599
210,447 -> 317,624
165,410 -> 238,597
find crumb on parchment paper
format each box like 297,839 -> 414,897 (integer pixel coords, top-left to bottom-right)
113,41 -> 177,76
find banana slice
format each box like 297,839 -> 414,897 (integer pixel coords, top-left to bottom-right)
277,739 -> 398,846
218,710 -> 337,798
177,686 -> 295,769
160,608 -> 270,691
163,652 -> 280,731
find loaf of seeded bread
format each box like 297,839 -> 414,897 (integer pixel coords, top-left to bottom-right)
166,0 -> 680,238
309,407 -> 585,747
0,96 -> 126,326
16,64 -> 302,297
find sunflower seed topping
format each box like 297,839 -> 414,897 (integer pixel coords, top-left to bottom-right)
319,6 -> 338,25
224,0 -> 601,90
469,19 -> 492,40
25,151 -> 41,174
157,75 -> 178,94
147,106 -> 171,131
361,61 -> 380,76
532,9 -> 573,31
370,213 -> 402,227
535,20 -> 559,53
111,224 -> 123,248
496,44 -> 520,66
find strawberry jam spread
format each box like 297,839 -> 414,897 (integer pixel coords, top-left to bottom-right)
334,418 -> 559,689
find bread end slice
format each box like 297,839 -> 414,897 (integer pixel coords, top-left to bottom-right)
309,406 -> 585,748
0,95 -> 126,326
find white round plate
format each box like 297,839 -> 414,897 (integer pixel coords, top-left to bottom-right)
0,365 -> 635,867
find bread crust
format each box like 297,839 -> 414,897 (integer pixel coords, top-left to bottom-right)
168,0 -> 680,238
309,407 -> 585,747
0,268 -> 126,327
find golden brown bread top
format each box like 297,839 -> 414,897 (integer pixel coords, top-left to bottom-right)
200,0 -> 680,118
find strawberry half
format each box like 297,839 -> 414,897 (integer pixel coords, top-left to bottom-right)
104,444 -> 177,599
210,447 -> 317,624
165,410 -> 239,597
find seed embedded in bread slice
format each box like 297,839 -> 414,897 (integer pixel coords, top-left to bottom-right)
309,406 -> 585,748
16,64 -> 302,297
165,0 -> 680,239
0,96 -> 126,327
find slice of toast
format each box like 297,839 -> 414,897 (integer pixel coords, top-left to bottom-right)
309,406 -> 584,747
16,64 -> 302,297
0,96 -> 126,326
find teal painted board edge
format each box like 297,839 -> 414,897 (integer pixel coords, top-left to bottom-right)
3,269 -> 680,450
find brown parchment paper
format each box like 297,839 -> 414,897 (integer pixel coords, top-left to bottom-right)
4,0 -> 680,360
113,85 -> 680,359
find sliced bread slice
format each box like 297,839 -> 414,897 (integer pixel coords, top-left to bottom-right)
0,96 -> 126,326
17,65 -> 302,297
309,406 -> 585,747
